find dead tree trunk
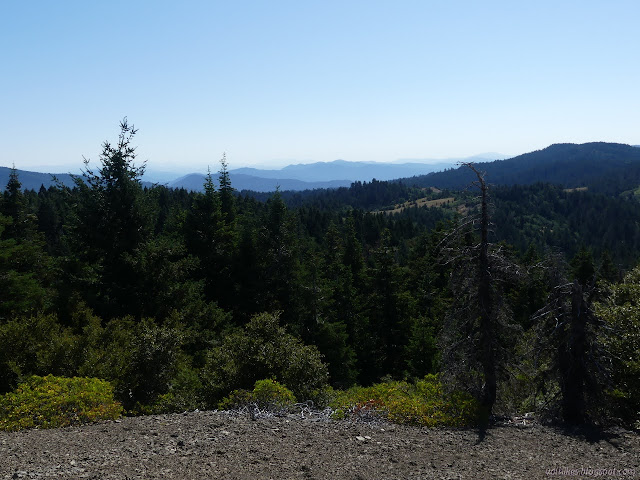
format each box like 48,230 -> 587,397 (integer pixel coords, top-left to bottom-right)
560,280 -> 587,424
439,163 -> 519,426
476,169 -> 496,420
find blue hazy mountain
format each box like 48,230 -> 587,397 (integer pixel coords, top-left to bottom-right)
1,156 -> 491,192
169,173 -> 352,192
230,159 -> 460,183
0,167 -> 155,191
0,167 -> 77,190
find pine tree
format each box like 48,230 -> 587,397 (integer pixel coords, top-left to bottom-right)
258,189 -> 302,328
0,170 -> 53,320
1,167 -> 35,240
218,153 -> 235,225
69,118 -> 151,319
183,169 -> 235,306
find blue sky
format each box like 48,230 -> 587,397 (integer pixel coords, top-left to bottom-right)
2,0 -> 639,175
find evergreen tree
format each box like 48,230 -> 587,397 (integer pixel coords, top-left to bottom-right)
405,227 -> 451,378
184,169 -> 234,306
218,153 -> 235,225
361,229 -> 412,382
0,213 -> 51,320
598,250 -> 619,284
2,167 -> 35,240
257,190 -> 302,327
310,222 -> 358,388
231,223 -> 262,322
571,246 -> 595,287
0,170 -> 53,320
68,119 -> 151,319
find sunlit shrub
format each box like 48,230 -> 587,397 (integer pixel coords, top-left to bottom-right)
595,269 -> 640,427
218,379 -> 296,410
330,374 -> 478,427
0,375 -> 122,431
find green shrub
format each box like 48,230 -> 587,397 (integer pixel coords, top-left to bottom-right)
595,269 -> 640,427
144,355 -> 205,414
219,379 -> 296,410
202,312 -> 328,405
330,374 -> 478,427
0,375 -> 123,431
79,317 -> 184,411
0,313 -> 81,394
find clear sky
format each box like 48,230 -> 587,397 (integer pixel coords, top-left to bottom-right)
2,0 -> 639,175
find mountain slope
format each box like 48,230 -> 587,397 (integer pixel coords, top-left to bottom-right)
169,173 -> 352,192
231,160 -> 463,183
0,167 -> 77,191
409,143 -> 640,194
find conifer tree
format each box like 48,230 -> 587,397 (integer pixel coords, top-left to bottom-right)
69,118 -> 150,319
218,153 -> 235,225
0,170 -> 52,320
1,167 -> 35,240
257,190 -> 301,326
184,169 -> 235,306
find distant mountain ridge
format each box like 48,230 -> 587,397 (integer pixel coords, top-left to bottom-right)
0,167 -> 77,191
229,159 -> 459,183
408,142 -> 640,195
169,173 -> 352,192
3,144 -> 640,193
0,157 -> 480,192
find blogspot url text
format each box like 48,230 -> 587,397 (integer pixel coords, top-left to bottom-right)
546,466 -> 636,477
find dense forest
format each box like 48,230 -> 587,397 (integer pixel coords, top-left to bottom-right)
1,122 -> 639,429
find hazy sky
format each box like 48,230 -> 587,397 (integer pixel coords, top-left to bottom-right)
2,0 -> 639,174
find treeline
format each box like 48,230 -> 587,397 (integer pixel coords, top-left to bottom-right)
271,179 -> 640,270
1,122 -> 639,427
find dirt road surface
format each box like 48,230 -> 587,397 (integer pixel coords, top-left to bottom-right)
1,411 -> 638,479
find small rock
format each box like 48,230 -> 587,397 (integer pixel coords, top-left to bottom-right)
356,436 -> 366,441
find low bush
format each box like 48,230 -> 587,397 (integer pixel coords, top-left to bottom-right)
219,379 -> 296,410
143,355 -> 205,415
595,270 -> 640,428
79,317 -> 184,411
202,312 -> 328,405
330,374 -> 479,427
0,375 -> 123,431
0,313 -> 81,394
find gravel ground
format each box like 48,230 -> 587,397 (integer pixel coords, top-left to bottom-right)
1,410 -> 638,479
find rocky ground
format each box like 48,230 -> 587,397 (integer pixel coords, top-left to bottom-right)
0,410 -> 638,479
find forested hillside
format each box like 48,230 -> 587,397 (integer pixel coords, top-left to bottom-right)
409,142 -> 640,195
1,124 -> 639,430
